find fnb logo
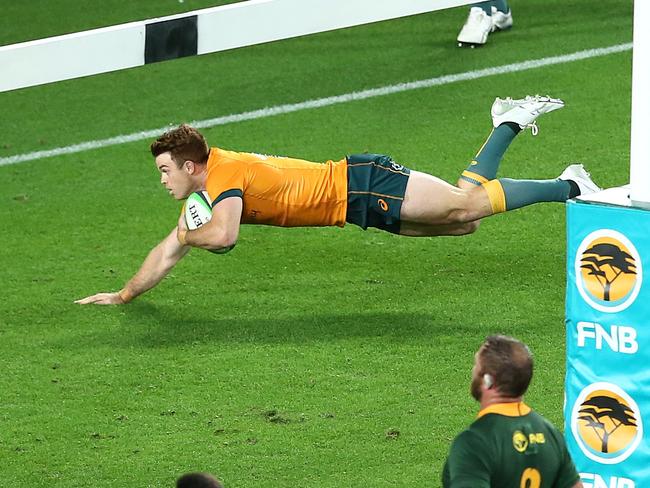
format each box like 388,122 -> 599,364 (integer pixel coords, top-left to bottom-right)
576,322 -> 638,354
512,431 -> 545,453
575,230 -> 642,313
580,473 -> 635,488
571,383 -> 642,464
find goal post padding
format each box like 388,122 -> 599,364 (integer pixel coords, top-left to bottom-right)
565,193 -> 650,487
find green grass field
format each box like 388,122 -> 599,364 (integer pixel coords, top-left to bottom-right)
0,1 -> 633,486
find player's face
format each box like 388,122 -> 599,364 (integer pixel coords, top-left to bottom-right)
155,152 -> 195,200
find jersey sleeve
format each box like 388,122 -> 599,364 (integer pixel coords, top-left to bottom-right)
444,431 -> 492,488
205,158 -> 245,207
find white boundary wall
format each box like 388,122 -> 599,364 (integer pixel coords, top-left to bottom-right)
629,0 -> 650,205
0,0 -> 473,93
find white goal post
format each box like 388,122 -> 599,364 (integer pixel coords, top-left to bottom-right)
629,0 -> 650,204
0,0 -> 474,93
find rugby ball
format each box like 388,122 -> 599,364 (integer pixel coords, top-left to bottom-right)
184,191 -> 212,230
183,191 -> 234,254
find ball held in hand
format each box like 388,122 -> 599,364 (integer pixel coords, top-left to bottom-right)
183,191 -> 234,254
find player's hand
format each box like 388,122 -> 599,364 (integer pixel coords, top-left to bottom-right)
177,214 -> 189,245
74,292 -> 124,305
177,212 -> 188,231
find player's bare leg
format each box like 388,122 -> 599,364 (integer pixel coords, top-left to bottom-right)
400,170 -> 493,229
450,96 -> 567,230
400,220 -> 480,237
399,164 -> 601,237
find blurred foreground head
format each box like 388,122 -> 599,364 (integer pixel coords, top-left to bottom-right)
176,472 -> 224,488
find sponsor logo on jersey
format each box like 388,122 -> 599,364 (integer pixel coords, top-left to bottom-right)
575,230 -> 641,313
512,430 -> 545,453
512,430 -> 528,452
571,383 -> 642,464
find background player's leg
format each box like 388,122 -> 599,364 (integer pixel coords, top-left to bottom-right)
457,1 -> 512,48
474,1 -> 494,15
491,0 -> 510,16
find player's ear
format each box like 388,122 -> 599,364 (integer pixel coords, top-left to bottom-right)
482,373 -> 494,389
183,160 -> 195,174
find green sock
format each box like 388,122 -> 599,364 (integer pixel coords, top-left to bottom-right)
473,2 -> 493,15
492,0 -> 510,13
473,1 -> 509,14
460,124 -> 519,186
482,178 -> 572,214
499,178 -> 572,210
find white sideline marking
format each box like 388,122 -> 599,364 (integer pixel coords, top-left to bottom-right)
0,42 -> 632,167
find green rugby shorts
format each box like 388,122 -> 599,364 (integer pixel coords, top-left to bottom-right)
345,153 -> 411,234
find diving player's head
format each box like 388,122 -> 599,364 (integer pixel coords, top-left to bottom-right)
471,335 -> 533,402
151,124 -> 209,200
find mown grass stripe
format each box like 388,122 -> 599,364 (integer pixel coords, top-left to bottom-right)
0,42 -> 632,167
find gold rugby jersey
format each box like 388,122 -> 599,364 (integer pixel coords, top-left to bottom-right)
205,148 -> 348,227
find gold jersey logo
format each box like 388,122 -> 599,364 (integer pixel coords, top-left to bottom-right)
512,431 -> 528,452
575,230 -> 642,313
512,431 -> 545,453
572,382 -> 642,464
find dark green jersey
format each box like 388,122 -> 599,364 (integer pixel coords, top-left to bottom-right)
442,402 -> 579,488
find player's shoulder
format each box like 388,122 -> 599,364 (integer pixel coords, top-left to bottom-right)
452,424 -> 491,453
210,147 -> 249,166
206,148 -> 254,180
530,411 -> 567,443
523,409 -> 561,430
469,407 -> 534,438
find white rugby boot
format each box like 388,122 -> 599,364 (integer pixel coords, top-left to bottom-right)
491,95 -> 565,135
490,7 -> 513,32
457,7 -> 492,47
558,164 -> 602,197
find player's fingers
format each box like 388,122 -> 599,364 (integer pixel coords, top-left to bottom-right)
74,294 -> 103,304
74,296 -> 94,304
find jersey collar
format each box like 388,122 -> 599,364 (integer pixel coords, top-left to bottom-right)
477,402 -> 532,419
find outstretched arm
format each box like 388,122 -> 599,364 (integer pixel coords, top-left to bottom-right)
75,226 -> 190,305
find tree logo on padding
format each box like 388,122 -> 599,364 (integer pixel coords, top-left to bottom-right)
571,382 -> 642,464
575,230 -> 641,313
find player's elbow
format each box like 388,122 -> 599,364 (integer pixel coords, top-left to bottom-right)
218,233 -> 238,250
207,228 -> 238,251
191,221 -> 240,252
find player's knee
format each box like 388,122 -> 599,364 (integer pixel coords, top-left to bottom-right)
448,219 -> 480,235
447,208 -> 477,225
447,191 -> 483,224
461,220 -> 480,235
